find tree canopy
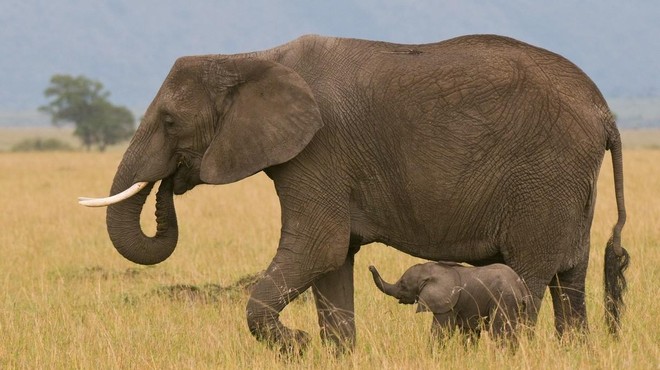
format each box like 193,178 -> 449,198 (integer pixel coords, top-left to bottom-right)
39,74 -> 135,151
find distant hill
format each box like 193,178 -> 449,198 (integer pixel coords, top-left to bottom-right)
608,97 -> 660,129
2,0 -> 658,127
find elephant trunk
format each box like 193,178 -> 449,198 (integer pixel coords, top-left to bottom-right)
369,265 -> 403,299
106,170 -> 178,265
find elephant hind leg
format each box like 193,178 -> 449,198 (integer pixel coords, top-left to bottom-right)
549,256 -> 589,337
500,191 -> 588,334
502,261 -> 551,330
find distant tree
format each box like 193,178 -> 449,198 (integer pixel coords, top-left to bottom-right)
89,100 -> 135,152
39,74 -> 135,151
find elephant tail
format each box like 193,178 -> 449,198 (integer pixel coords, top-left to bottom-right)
603,122 -> 630,336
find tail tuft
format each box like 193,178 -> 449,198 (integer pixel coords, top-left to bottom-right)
604,236 -> 630,336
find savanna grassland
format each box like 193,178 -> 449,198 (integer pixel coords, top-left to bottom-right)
0,130 -> 658,369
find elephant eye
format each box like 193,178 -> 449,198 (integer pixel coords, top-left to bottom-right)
163,115 -> 179,133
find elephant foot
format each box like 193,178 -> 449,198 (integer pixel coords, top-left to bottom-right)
279,328 -> 311,356
556,325 -> 590,346
320,328 -> 355,355
249,320 -> 311,356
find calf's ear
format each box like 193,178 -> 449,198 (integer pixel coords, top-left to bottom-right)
416,266 -> 461,314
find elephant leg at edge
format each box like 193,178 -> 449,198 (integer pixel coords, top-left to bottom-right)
549,258 -> 589,337
312,245 -> 359,351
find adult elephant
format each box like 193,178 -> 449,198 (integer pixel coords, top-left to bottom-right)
79,34 -> 629,352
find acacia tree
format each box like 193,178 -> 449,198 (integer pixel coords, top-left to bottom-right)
39,74 -> 135,151
90,100 -> 136,152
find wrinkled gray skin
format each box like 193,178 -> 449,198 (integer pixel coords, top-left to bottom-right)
369,263 -> 533,344
103,34 -> 629,352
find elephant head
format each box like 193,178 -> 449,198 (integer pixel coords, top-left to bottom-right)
81,55 -> 324,264
369,263 -> 461,313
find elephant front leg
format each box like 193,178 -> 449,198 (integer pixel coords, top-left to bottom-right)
246,257 -> 313,355
245,191 -> 352,354
312,246 -> 359,351
430,312 -> 458,343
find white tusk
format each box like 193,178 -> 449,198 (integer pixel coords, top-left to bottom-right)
78,182 -> 149,207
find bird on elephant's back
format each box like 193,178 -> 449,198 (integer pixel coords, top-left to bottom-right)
79,34 -> 630,353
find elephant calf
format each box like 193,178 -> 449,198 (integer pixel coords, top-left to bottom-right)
369,262 -> 532,345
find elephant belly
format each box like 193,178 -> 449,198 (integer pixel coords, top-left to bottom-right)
349,198 -> 501,264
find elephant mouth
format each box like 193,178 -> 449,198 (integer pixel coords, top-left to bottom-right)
399,297 -> 417,305
172,167 -> 197,195
171,150 -> 203,195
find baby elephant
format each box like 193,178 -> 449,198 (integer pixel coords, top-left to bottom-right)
369,262 -> 532,345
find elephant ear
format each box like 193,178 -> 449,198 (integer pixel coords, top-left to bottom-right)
416,264 -> 461,314
200,58 -> 323,184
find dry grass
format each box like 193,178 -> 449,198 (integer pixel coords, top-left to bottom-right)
0,144 -> 658,369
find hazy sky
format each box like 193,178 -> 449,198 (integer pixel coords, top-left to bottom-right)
2,0 -> 659,113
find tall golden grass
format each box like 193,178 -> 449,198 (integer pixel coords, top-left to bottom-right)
0,144 -> 658,369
